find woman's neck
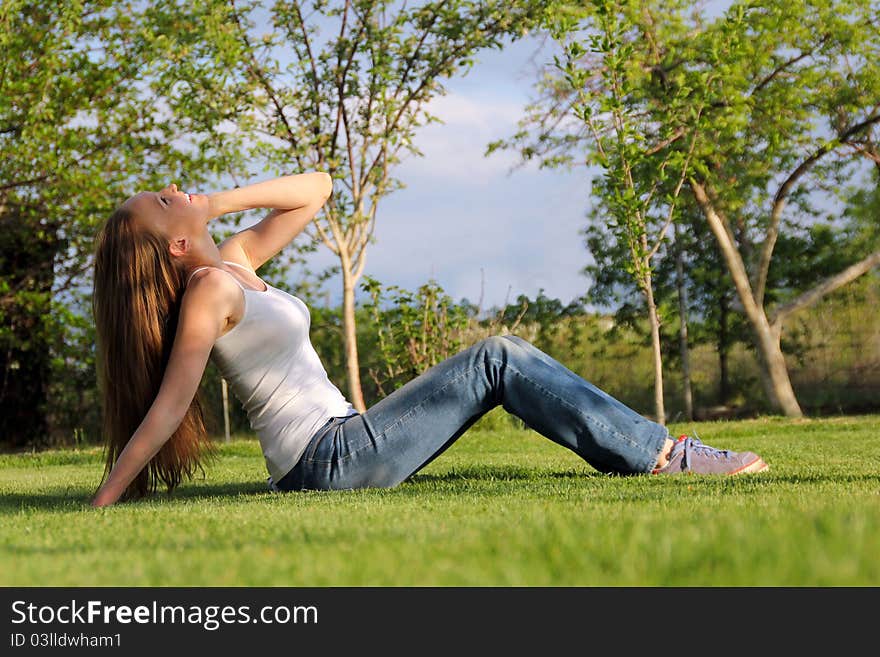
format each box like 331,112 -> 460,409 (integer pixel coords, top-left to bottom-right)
179,235 -> 225,274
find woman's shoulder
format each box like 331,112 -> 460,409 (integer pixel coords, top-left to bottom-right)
218,239 -> 259,273
183,269 -> 244,337
183,267 -> 241,301
186,265 -> 240,292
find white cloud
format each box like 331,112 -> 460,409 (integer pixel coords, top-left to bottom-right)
424,91 -> 526,126
396,91 -> 538,185
298,35 -> 596,310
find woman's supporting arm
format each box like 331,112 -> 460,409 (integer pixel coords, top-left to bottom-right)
91,270 -> 234,507
209,172 -> 333,271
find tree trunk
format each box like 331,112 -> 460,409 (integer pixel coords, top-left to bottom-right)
718,293 -> 730,405
690,179 -> 803,417
674,224 -> 693,421
642,271 -> 666,425
341,268 -> 366,412
753,318 -> 801,416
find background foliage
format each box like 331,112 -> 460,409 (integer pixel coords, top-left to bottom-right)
1,0 -> 878,449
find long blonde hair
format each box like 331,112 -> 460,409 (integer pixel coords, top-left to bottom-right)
91,206 -> 216,501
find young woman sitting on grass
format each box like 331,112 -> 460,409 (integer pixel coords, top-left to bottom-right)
90,172 -> 768,507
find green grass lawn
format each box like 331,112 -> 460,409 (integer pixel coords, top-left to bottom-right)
2,414 -> 878,586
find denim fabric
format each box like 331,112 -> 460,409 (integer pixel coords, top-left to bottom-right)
275,335 -> 670,491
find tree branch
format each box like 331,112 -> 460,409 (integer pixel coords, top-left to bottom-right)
332,0 -> 370,204
647,119 -> 701,260
364,9 -> 498,182
0,174 -> 52,192
769,249 -> 880,329
330,0 -> 353,166
644,126 -> 685,156
230,0 -> 303,161
846,141 -> 880,167
388,1 -> 446,111
689,178 -> 763,325
755,111 -> 880,307
751,43 -> 823,96
291,0 -> 326,166
308,201 -> 341,256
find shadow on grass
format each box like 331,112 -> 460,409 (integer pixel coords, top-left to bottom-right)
5,469 -> 877,514
408,467 -> 879,487
0,481 -> 270,514
407,465 -> 603,484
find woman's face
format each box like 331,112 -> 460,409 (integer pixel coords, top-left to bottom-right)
123,183 -> 210,245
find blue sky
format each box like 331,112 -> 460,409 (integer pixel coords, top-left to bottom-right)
292,33 -> 594,311
215,2 -> 739,313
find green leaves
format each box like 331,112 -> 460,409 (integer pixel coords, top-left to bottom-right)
0,0 -> 235,446
533,0 -> 880,287
550,0 -> 702,288
360,275 -> 469,395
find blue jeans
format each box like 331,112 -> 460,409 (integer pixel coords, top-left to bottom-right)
275,335 -> 669,491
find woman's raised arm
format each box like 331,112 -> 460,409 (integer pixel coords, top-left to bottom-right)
91,270 -> 235,507
209,172 -> 333,271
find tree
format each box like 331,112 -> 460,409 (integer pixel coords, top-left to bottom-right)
684,0 -> 880,417
0,1 -> 202,447
656,205 -> 744,411
536,0 -> 702,424
491,0 -> 880,416
137,0 -> 545,411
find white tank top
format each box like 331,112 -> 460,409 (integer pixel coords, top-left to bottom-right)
187,260 -> 356,481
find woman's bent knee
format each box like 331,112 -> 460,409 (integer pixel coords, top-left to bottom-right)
477,335 -> 513,356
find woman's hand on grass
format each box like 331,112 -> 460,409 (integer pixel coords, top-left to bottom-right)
90,485 -> 119,508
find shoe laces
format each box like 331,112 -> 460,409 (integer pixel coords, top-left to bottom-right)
679,431 -> 731,468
